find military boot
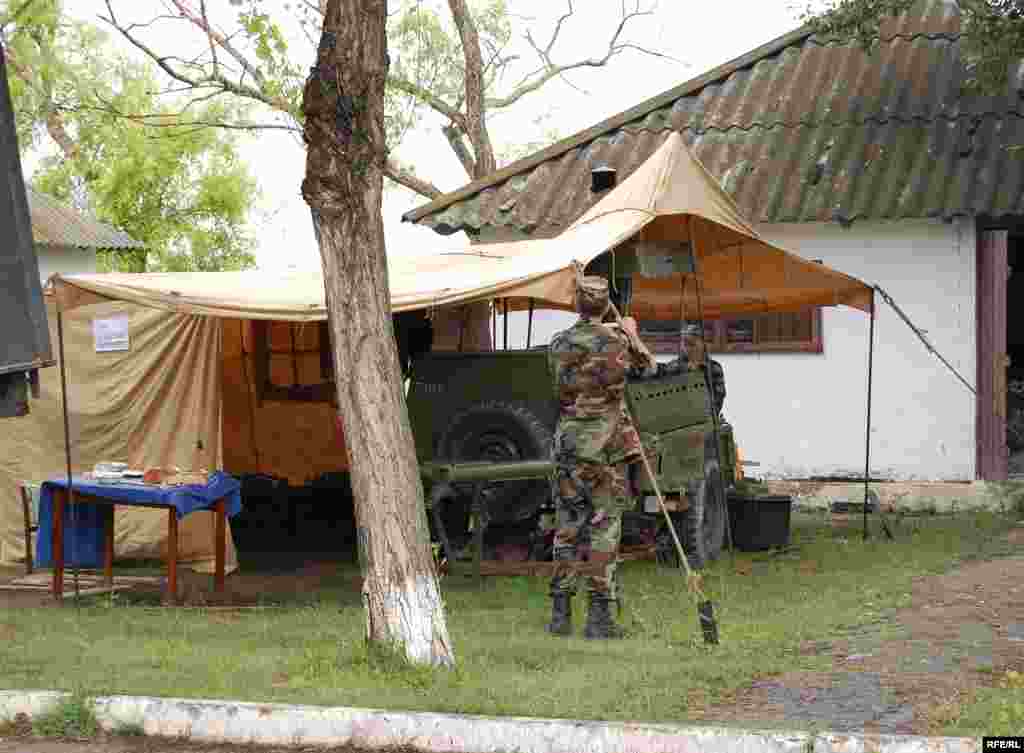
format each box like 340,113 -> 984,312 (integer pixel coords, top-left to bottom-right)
583,593 -> 626,639
546,592 -> 573,636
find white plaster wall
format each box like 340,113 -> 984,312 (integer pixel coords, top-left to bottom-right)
497,217 -> 977,482
35,244 -> 96,284
727,218 -> 977,481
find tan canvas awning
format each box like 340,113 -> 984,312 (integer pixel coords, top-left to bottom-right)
52,132 -> 872,320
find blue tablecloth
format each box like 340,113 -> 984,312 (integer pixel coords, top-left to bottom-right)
35,471 -> 242,568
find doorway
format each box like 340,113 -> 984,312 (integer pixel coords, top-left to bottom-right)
976,228 -> 1010,481
1007,236 -> 1024,477
974,226 -> 1015,479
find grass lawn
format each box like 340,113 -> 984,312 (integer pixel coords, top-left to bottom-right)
0,510 -> 1019,729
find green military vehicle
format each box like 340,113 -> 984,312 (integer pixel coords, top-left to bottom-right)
403,306 -> 737,571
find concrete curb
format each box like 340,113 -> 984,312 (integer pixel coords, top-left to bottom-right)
0,690 -> 980,753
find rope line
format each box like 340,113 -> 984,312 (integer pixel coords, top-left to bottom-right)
873,285 -> 976,395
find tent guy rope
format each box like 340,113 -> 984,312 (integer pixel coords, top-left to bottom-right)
873,284 -> 976,395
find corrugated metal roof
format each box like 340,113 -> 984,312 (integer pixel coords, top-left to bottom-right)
405,0 -> 1024,235
27,188 -> 143,250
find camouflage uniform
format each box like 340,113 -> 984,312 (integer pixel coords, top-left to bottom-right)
682,322 -> 726,416
547,277 -> 656,620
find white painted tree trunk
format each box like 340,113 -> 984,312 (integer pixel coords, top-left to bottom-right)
301,0 -> 454,668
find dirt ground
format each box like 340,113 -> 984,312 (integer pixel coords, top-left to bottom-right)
697,527 -> 1024,734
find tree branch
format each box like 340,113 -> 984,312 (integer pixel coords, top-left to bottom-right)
487,0 -> 659,110
101,0 -> 294,118
101,2 -> 202,88
3,32 -> 80,159
167,0 -> 266,86
80,97 -> 301,132
384,159 -> 442,199
442,123 -> 476,176
387,74 -> 467,130
199,0 -> 219,82
447,0 -> 495,177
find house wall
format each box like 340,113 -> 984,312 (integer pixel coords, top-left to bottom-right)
725,218 -> 977,481
35,244 -> 96,284
495,217 -> 978,482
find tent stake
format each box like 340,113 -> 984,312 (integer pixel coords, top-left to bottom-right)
863,291 -> 876,541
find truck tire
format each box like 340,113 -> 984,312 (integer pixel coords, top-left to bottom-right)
657,458 -> 726,570
438,400 -> 553,524
427,482 -> 472,557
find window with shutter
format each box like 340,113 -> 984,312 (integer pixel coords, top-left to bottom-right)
638,309 -> 823,355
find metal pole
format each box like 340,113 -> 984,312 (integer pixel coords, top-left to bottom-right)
56,309 -> 79,603
491,301 -> 496,351
689,239 -> 731,555
863,292 -> 876,541
679,275 -> 687,359
503,298 -> 509,351
526,299 -> 535,349
457,306 -> 466,352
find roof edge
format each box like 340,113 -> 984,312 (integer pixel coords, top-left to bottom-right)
402,22 -> 814,225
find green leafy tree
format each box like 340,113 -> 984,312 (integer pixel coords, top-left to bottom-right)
1,0 -> 259,272
805,0 -> 1024,93
100,0 -> 668,199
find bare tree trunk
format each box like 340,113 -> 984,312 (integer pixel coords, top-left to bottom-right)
301,0 -> 454,668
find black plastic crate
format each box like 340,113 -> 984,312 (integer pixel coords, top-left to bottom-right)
727,494 -> 792,551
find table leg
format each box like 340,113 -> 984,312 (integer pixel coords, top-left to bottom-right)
103,505 -> 115,586
167,508 -> 179,605
214,499 -> 226,594
52,487 -> 65,601
21,487 -> 34,576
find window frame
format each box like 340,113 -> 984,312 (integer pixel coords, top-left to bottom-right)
252,320 -> 336,404
638,308 -> 824,356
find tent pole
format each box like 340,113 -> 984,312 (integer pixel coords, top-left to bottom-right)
526,299 -> 535,349
690,234 -> 732,558
678,274 -> 687,359
56,308 -> 79,603
863,291 -> 876,541
503,298 -> 509,351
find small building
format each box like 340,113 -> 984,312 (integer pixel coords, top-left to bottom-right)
404,0 -> 1024,497
27,188 -> 142,282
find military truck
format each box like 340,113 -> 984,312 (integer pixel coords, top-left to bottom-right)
405,322 -> 737,570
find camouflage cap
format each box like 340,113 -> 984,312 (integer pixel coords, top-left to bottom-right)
575,275 -> 610,316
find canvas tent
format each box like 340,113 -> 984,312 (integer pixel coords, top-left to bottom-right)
0,133 -> 874,571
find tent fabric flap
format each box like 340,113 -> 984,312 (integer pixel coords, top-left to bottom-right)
0,297 -> 236,573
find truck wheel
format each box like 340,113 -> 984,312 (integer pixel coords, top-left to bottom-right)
427,482 -> 472,557
438,401 -> 553,524
657,459 -> 726,570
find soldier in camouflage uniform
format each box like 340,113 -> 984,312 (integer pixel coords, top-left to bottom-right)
682,322 -> 726,416
546,275 -> 657,639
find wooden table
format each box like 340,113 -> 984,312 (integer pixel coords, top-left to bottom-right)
49,486 -> 229,604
